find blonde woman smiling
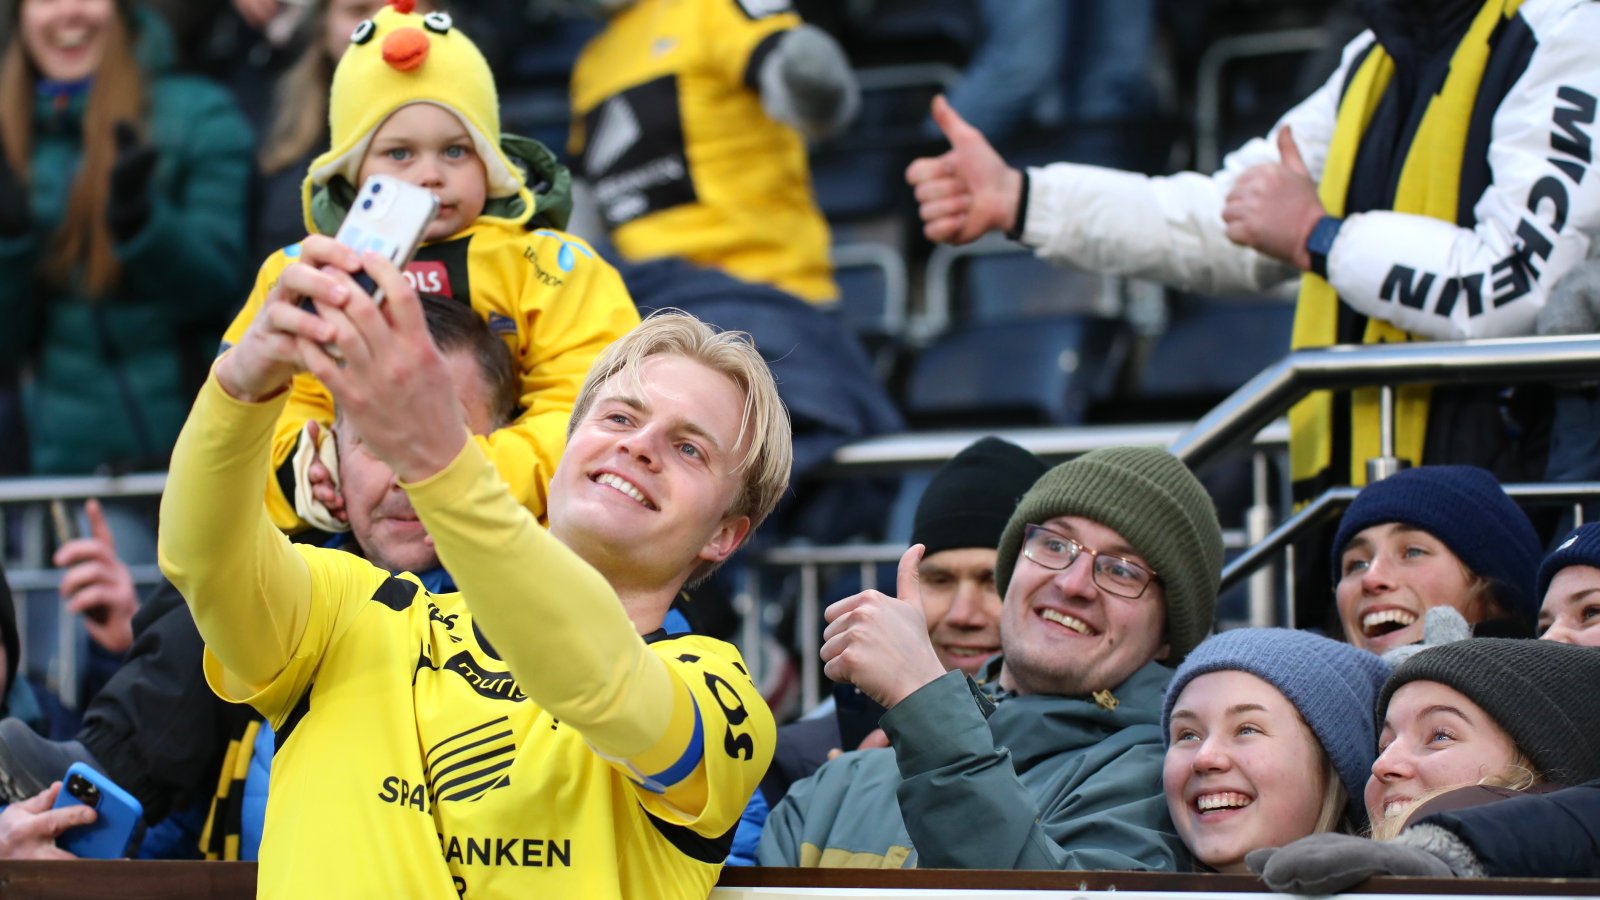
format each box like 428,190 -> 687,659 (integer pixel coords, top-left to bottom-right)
1162,628 -> 1390,872
1365,638 -> 1600,840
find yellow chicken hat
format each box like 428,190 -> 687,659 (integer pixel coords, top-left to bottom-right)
302,0 -> 534,232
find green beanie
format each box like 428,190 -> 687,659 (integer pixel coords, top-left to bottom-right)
994,446 -> 1223,663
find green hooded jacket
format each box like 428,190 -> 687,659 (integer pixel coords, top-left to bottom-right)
0,9 -> 254,474
758,659 -> 1186,870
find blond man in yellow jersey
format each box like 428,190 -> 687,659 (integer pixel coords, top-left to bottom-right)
159,236 -> 790,898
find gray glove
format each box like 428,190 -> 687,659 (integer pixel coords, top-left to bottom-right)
1537,255 -> 1600,336
1380,605 -> 1472,667
1246,833 -> 1453,893
759,24 -> 860,140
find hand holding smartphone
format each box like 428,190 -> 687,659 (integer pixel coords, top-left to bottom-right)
50,763 -> 144,859
303,174 -> 438,317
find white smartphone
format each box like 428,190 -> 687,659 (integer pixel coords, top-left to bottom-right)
332,173 -> 439,307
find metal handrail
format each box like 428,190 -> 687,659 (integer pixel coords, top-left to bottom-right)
825,420 -> 1289,476
1171,334 -> 1600,473
0,471 -> 166,504
1219,482 -> 1600,623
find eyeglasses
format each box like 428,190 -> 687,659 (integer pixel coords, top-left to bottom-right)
1022,523 -> 1158,599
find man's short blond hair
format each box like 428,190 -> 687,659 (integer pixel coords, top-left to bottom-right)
569,311 -> 793,543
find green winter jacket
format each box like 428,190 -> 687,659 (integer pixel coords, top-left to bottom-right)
0,11 -> 253,474
757,659 -> 1186,870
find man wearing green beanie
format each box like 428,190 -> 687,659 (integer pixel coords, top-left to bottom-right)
759,445 -> 1224,870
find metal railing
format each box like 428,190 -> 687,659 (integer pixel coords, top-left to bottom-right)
754,334 -> 1600,709
751,422 -> 1291,711
1219,482 -> 1600,604
2,472 -> 167,708
9,336 -> 1600,714
1172,334 -> 1600,472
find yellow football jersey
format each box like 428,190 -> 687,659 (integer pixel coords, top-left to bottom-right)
225,221 -> 640,532
570,0 -> 837,303
207,552 -> 767,899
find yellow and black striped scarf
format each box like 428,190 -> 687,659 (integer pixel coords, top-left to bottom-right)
1288,0 -> 1523,496
201,718 -> 261,861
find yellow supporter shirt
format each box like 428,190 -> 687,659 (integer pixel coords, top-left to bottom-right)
159,375 -> 774,899
224,221 -> 641,531
570,0 -> 837,303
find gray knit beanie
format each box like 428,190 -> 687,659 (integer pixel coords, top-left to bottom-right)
995,446 -> 1224,663
1163,628 -> 1392,824
1379,638 -> 1600,786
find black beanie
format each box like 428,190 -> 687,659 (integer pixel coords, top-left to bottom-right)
911,437 -> 1048,557
1379,638 -> 1600,785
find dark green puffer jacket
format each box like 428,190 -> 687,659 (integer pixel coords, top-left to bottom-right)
0,10 -> 253,474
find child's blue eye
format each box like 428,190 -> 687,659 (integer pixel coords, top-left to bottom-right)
445,145 -> 469,160
386,148 -> 411,162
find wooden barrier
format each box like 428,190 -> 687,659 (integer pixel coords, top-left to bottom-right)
0,861 -> 1596,899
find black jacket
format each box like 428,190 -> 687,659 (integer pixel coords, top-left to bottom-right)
1418,780 -> 1600,878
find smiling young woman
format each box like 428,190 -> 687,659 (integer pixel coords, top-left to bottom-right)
1161,628 -> 1390,872
0,0 -> 254,477
1365,638 -> 1600,841
1330,466 -> 1543,655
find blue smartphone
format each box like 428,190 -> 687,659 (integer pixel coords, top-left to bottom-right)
50,762 -> 145,858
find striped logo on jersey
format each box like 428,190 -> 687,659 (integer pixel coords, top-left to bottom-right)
426,717 -> 516,803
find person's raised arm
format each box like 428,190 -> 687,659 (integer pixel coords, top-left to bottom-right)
302,259 -> 708,790
906,96 -> 1026,247
158,236 -> 361,691
219,251 -> 344,532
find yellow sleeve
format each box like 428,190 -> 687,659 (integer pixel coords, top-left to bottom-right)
222,249 -> 336,533
403,440 -> 772,824
476,233 -> 639,521
633,636 -> 775,834
156,370 -> 316,698
201,547 -> 389,725
703,0 -> 799,87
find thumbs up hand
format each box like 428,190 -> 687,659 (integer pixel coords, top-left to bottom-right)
906,96 -> 1026,245
820,544 -> 950,709
1221,126 -> 1327,271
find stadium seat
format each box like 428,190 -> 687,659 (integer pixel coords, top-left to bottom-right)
915,238 -> 1119,342
1133,295 -> 1295,410
959,250 -> 1114,323
903,316 -> 1128,428
831,242 -> 908,348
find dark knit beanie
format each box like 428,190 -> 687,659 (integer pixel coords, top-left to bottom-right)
1379,638 -> 1600,785
1163,628 -> 1391,823
1538,522 -> 1600,603
912,437 -> 1048,557
995,446 -> 1223,663
1331,466 -> 1542,628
